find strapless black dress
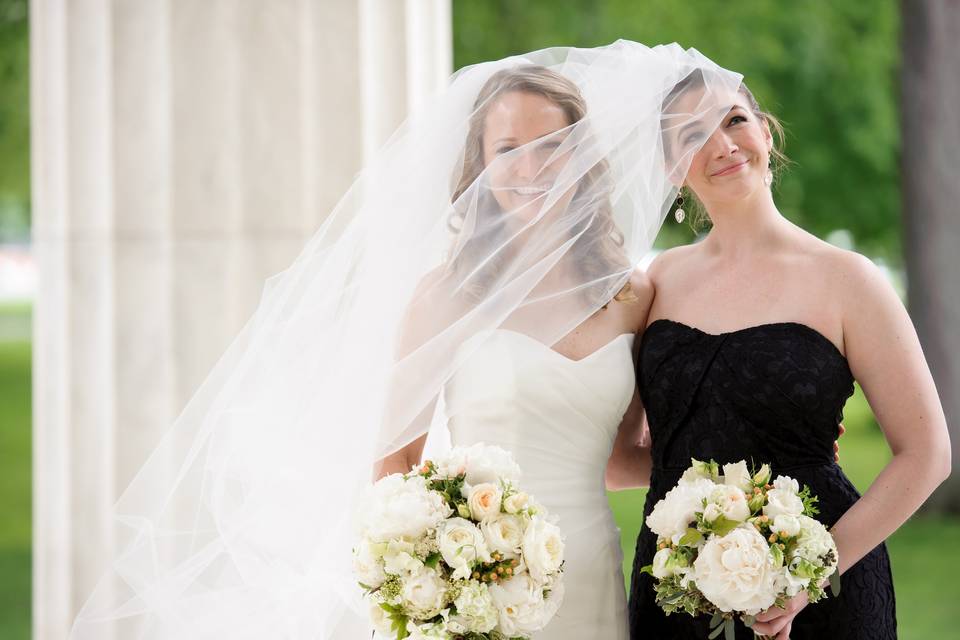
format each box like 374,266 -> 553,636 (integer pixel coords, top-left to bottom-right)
628,319 -> 896,639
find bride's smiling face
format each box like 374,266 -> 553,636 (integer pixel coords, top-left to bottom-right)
481,91 -> 574,217
678,90 -> 773,204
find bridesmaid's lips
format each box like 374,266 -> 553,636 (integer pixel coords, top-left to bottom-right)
711,161 -> 748,177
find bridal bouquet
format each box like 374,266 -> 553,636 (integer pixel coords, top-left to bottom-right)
641,459 -> 839,639
354,443 -> 565,640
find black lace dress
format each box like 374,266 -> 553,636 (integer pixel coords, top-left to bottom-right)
628,319 -> 896,639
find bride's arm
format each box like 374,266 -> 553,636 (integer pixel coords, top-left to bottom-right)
829,254 -> 951,573
373,270 -> 445,481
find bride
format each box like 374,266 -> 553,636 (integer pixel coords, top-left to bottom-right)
70,42 -> 741,639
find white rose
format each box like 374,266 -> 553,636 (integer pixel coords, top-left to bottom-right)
710,484 -> 751,522
408,620 -> 449,639
763,488 -> 805,520
503,492 -> 530,514
778,565 -> 809,597
440,443 -> 521,485
481,514 -> 524,558
692,526 -> 780,615
362,474 -> 453,542
437,517 -> 491,580
353,538 -> 387,588
702,503 -> 723,524
792,515 -> 838,568
467,482 -> 503,522
521,517 -> 564,582
369,601 -> 394,636
680,458 -> 717,484
651,547 -> 674,579
382,538 -> 423,576
773,514 -> 801,538
722,461 -> 753,492
452,581 -> 498,633
773,475 -> 800,494
645,478 -> 716,540
401,566 -> 448,619
752,463 -> 772,486
489,573 -> 558,637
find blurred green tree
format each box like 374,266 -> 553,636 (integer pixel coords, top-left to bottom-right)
0,0 -> 29,241
453,0 -> 901,260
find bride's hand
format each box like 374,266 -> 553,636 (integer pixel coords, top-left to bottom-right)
833,422 -> 845,463
750,591 -> 810,639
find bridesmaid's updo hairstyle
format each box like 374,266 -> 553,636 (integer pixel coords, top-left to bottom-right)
662,71 -> 789,230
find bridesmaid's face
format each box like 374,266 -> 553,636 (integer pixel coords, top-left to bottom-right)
481,91 -> 575,220
680,91 -> 773,205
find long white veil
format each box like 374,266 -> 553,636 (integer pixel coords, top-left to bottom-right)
70,40 -> 742,639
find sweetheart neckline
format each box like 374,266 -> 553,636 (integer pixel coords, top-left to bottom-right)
644,318 -> 849,364
484,328 -> 634,364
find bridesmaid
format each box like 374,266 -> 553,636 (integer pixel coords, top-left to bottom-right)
627,73 -> 951,639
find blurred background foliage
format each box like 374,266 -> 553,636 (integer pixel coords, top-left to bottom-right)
0,0 -> 28,242
454,0 -> 902,259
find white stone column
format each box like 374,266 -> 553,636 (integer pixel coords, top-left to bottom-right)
31,1 -> 452,638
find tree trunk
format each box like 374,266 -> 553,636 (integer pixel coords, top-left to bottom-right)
901,0 -> 960,512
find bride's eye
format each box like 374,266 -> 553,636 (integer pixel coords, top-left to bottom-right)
728,115 -> 747,126
496,145 -> 516,155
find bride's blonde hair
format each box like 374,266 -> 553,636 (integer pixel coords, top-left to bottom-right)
447,65 -> 635,306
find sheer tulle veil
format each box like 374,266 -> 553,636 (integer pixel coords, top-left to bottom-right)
69,40 -> 741,639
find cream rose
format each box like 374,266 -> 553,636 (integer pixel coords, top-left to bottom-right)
401,566 -> 448,619
369,600 -> 395,635
773,514 -> 801,538
467,482 -> 503,522
521,517 -> 564,582
692,526 -> 781,614
382,538 -> 423,576
702,503 -> 723,524
651,547 -> 674,579
503,491 -> 530,514
489,573 -> 554,637
763,488 -> 805,520
353,538 -> 387,588
645,478 -> 716,541
437,517 -> 491,580
481,514 -> 524,558
722,461 -> 753,492
452,581 -> 499,633
710,484 -> 751,522
363,474 -> 452,542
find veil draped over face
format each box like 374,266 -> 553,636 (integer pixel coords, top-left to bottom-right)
70,40 -> 741,639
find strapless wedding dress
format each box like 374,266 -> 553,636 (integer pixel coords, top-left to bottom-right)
444,329 -> 635,639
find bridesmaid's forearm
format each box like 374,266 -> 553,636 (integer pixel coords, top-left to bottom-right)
830,448 -> 950,574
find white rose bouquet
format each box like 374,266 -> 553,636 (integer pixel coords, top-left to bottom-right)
355,443 -> 564,640
641,459 -> 840,639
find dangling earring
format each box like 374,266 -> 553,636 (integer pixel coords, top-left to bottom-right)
674,190 -> 685,223
763,164 -> 774,187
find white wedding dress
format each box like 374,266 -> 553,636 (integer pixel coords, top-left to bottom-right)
444,329 -> 635,639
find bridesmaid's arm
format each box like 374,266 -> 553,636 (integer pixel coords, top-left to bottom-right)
605,389 -> 652,490
830,254 -> 951,574
606,267 -> 656,491
754,254 -> 951,638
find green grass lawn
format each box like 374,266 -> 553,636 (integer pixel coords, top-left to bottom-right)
0,338 -> 30,640
1,307 -> 957,639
